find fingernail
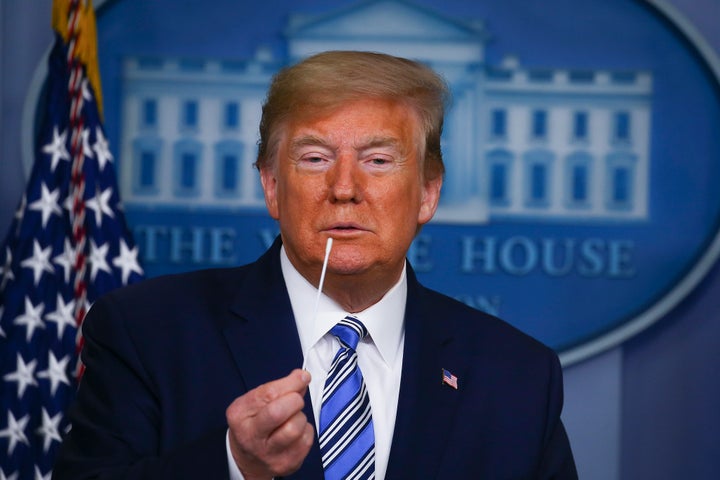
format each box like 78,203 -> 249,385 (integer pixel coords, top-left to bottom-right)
300,369 -> 311,383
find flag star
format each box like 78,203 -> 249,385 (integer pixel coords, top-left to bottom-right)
14,194 -> 26,223
0,411 -> 30,455
0,467 -> 18,480
37,351 -> 71,396
13,297 -> 45,342
45,294 -> 77,340
93,127 -> 113,170
112,239 -> 144,284
53,239 -> 76,283
35,469 -> 51,480
62,191 -> 75,213
35,408 -> 64,453
81,127 -> 94,159
3,353 -> 38,398
0,306 -> 5,338
34,466 -> 51,480
20,240 -> 54,285
81,77 -> 93,102
85,187 -> 115,227
88,239 -> 111,281
28,183 -> 62,229
42,126 -> 70,172
1,246 -> 14,289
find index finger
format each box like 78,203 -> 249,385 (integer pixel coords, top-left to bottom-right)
245,369 -> 311,411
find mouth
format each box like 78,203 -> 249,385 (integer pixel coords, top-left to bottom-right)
324,223 -> 368,234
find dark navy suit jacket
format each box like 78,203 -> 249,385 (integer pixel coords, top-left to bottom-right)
54,239 -> 577,479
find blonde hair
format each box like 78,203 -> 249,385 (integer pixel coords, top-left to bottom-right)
255,50 -> 449,180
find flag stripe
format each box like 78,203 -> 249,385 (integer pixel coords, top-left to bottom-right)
0,1 -> 144,477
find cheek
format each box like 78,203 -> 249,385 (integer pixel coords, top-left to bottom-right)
385,190 -> 422,229
278,176 -> 325,215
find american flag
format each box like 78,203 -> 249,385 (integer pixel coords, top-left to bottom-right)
0,1 -> 143,478
442,368 -> 458,390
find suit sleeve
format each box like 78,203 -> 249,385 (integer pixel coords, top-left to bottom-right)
537,353 -> 578,480
52,294 -> 230,479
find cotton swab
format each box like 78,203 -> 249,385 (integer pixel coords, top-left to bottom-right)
303,237 -> 333,371
313,237 -> 334,323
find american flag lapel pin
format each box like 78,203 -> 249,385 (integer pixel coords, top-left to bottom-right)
442,368 -> 458,390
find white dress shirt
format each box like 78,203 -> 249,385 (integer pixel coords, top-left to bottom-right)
227,247 -> 405,480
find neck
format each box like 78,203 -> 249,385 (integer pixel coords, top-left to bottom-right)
323,276 -> 397,313
282,244 -> 405,313
313,267 -> 403,313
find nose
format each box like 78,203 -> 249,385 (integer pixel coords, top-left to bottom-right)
327,154 -> 364,203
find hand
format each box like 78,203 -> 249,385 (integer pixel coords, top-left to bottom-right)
226,369 -> 315,480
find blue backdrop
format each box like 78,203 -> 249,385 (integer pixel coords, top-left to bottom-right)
1,1 -> 719,478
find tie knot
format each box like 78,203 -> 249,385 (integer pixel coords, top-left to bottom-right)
330,316 -> 368,350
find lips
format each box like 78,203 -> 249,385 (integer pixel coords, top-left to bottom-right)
324,222 -> 368,233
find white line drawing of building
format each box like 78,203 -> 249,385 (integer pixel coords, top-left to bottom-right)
119,52 -> 278,210
118,0 -> 653,224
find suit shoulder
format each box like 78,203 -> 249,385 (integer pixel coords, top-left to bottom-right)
420,286 -> 557,361
100,266 -> 248,304
86,266 -> 253,335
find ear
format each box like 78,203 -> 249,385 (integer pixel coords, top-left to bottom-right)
418,174 -> 442,225
260,166 -> 280,220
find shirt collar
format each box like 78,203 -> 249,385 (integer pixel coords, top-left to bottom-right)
280,245 -> 406,366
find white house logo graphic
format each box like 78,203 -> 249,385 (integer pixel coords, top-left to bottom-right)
27,0 -> 720,363
118,1 -> 652,225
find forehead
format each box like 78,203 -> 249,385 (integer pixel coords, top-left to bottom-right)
282,98 -> 423,150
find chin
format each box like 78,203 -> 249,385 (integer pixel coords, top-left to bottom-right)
328,250 -> 375,276
329,261 -> 372,277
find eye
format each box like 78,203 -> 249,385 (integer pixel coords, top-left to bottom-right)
296,152 -> 331,172
363,154 -> 395,172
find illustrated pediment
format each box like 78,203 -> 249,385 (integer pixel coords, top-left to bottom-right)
286,0 -> 485,40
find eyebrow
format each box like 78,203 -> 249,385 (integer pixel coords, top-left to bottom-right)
289,135 -> 403,153
360,136 -> 402,151
289,135 -> 329,150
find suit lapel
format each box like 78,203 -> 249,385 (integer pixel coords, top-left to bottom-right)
219,239 -> 324,479
218,243 -> 466,478
222,243 -> 302,389
385,267 -> 467,478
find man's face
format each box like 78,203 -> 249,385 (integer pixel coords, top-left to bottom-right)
260,97 -> 442,288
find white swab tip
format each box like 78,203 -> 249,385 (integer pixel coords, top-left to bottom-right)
325,237 -> 333,254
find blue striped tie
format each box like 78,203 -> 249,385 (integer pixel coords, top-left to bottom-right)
319,316 -> 375,480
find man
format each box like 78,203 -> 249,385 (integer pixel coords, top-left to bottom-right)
54,51 -> 577,479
